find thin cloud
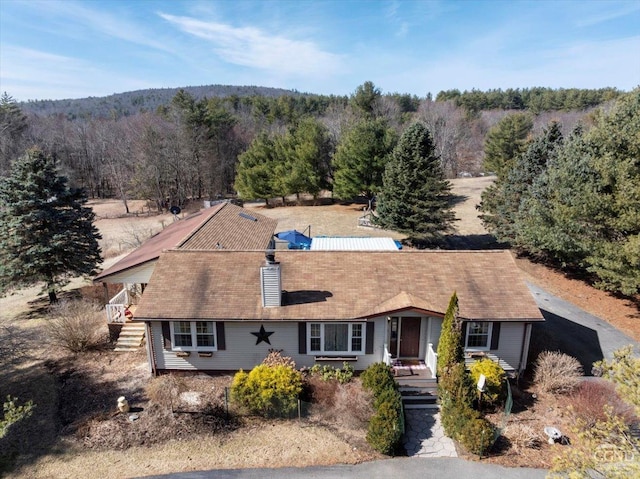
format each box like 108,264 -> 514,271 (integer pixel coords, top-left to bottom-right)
159,13 -> 343,76
17,0 -> 173,53
0,45 -> 152,101
575,3 -> 640,27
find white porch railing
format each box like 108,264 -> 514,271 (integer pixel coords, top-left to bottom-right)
426,342 -> 438,377
106,287 -> 131,324
383,344 -> 392,366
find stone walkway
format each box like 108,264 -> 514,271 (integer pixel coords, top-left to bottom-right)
403,409 -> 458,457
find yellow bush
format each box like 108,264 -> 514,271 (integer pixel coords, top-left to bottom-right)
231,365 -> 302,417
470,358 -> 506,406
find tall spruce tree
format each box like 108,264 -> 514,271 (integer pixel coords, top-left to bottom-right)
375,122 -> 455,246
0,149 -> 102,303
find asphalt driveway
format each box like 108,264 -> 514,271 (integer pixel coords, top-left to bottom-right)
527,283 -> 640,373
138,457 -> 547,479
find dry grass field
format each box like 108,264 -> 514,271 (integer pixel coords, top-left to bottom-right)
1,176 -> 638,478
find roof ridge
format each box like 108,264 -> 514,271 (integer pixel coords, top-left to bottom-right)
175,203 -> 227,248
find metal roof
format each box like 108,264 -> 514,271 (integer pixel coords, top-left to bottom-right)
310,236 -> 400,251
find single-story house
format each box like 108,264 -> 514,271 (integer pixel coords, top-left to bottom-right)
133,249 -> 544,376
94,203 -> 278,322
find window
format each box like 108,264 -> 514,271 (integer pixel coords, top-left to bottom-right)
171,321 -> 217,351
308,323 -> 365,354
465,321 -> 492,350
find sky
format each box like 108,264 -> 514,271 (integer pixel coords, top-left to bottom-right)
1,0 -> 639,102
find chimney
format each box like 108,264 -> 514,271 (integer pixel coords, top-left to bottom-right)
261,250 -> 281,307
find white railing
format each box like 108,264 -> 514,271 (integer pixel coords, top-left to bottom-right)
106,288 -> 130,324
426,342 -> 438,377
383,344 -> 392,366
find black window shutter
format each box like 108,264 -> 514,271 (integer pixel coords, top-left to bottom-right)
490,322 -> 501,350
161,322 -> 171,350
461,321 -> 468,348
298,322 -> 307,354
216,322 -> 226,350
365,322 -> 375,354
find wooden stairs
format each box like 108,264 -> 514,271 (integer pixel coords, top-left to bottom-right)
114,321 -> 146,352
393,361 -> 438,410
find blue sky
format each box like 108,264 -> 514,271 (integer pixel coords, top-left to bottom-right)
1,0 -> 639,101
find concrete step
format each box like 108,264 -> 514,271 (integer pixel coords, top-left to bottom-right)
114,322 -> 145,352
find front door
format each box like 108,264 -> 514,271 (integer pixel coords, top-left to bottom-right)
399,317 -> 421,358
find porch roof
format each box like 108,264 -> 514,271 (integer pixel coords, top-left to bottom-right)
94,203 -> 277,282
134,249 -> 544,322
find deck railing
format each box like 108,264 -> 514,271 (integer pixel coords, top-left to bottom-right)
426,342 -> 438,377
383,344 -> 392,366
106,288 -> 129,323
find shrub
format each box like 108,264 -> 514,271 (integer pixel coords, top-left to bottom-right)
46,300 -> 108,353
1,396 -> 35,439
534,351 -> 583,394
308,362 -> 354,384
568,379 -> 636,428
440,401 -> 479,440
262,350 -> 296,368
361,362 -> 403,455
366,399 -> 402,455
438,362 -> 475,409
360,362 -> 396,396
145,375 -> 188,410
505,423 -> 542,452
459,416 -> 496,455
231,364 -> 302,417
436,292 -> 464,370
470,358 -> 506,406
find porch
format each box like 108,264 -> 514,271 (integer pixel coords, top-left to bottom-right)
384,341 -> 439,410
105,284 -> 142,324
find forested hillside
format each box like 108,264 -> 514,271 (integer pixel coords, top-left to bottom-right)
1,83 -> 637,294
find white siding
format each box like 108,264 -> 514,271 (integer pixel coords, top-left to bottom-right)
151,317 -> 387,372
429,317 -> 443,350
101,261 -> 156,285
493,322 -> 527,371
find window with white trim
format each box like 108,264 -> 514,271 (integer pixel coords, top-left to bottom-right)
308,323 -> 365,354
465,321 -> 492,350
171,321 -> 217,351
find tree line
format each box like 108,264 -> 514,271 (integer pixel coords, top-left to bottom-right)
1,84 -> 609,215
437,87 -> 621,114
479,89 -> 640,296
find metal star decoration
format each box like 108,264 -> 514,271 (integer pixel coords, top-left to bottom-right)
251,325 -> 274,345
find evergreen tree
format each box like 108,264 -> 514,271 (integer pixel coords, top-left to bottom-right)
0,92 -> 28,174
235,134 -> 279,205
0,149 -> 102,303
332,118 -> 397,203
276,117 -> 332,199
483,113 -> 533,177
436,292 -> 463,372
375,122 -> 455,246
480,121 -> 563,245
350,81 -> 382,119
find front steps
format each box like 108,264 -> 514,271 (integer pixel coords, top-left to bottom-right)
114,321 -> 146,352
398,377 -> 439,410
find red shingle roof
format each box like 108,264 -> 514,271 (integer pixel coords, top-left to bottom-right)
134,249 -> 544,322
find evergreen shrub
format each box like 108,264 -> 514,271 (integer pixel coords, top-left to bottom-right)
230,364 -> 302,417
469,358 -> 506,406
361,362 -> 403,455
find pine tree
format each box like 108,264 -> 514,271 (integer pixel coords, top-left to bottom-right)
0,149 -> 102,303
483,113 -> 533,177
332,118 -> 397,203
375,122 -> 455,246
480,121 -> 563,245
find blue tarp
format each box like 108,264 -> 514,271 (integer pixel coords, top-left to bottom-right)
275,230 -> 312,249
